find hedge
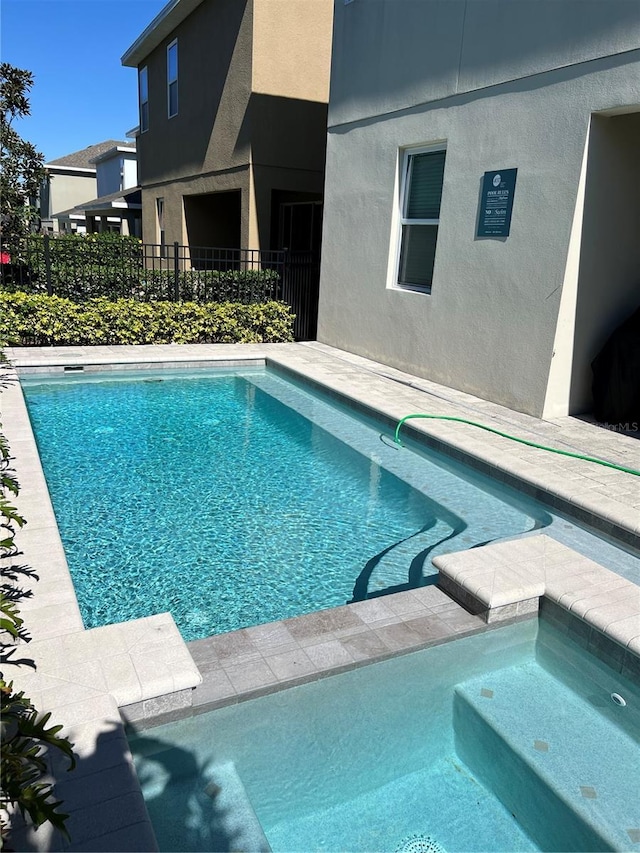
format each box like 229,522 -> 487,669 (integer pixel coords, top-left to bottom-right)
1,234 -> 282,304
0,292 -> 295,346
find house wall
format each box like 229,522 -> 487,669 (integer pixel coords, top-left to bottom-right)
251,0 -> 333,103
96,158 -> 123,197
129,0 -> 331,251
328,0 -> 640,127
43,170 -> 96,219
96,154 -> 138,197
249,0 -> 332,250
141,169 -> 250,249
135,0 -> 253,245
318,0 -> 640,416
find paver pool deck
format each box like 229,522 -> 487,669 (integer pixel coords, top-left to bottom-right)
2,341 -> 639,851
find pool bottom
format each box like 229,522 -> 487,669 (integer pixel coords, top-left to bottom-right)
22,366 -> 548,641
264,755 -> 538,852
139,751 -> 537,853
130,618 -> 639,853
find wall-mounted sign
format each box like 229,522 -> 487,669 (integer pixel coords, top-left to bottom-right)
477,168 -> 517,237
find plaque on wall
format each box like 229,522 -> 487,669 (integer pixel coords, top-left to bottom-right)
477,168 -> 517,237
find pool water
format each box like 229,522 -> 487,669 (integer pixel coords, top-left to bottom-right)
128,617 -> 640,852
22,367 -> 547,641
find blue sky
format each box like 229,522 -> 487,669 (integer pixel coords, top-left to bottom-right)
1,0 -> 167,162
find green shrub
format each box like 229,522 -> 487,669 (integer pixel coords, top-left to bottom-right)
2,235 -> 282,304
0,292 -> 295,346
137,268 -> 282,304
1,682 -> 76,842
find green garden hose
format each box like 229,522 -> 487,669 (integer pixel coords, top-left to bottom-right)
393,414 -> 640,477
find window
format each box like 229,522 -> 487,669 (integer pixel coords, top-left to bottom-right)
397,145 -> 446,291
157,197 -> 165,256
139,66 -> 149,132
167,40 -> 178,118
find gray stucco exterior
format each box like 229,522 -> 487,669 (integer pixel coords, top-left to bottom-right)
317,0 -> 640,417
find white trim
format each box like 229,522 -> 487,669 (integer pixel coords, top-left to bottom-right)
542,121 -> 592,418
121,0 -> 203,67
386,148 -> 404,290
167,39 -> 178,119
91,146 -> 137,165
388,141 -> 446,294
139,65 -> 149,133
45,164 -> 96,175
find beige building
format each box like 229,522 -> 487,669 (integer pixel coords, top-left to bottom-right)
121,0 -> 333,254
40,140 -> 132,234
317,0 -> 640,418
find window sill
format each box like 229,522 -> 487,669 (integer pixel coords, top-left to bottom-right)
393,282 -> 433,295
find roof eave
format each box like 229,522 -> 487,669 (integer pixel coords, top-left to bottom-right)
90,147 -> 137,165
45,164 -> 97,175
121,0 -> 205,67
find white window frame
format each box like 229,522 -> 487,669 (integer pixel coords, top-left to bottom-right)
139,66 -> 149,132
157,197 -> 166,257
167,39 -> 178,118
392,142 -> 446,294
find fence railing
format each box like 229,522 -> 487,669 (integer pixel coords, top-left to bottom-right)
0,236 -> 319,339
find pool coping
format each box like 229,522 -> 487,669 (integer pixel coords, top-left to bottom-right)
2,342 -> 639,851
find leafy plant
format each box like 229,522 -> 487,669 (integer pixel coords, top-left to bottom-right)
0,292 -> 295,346
0,350 -> 75,846
0,65 -> 45,260
1,233 -> 283,304
0,681 -> 76,839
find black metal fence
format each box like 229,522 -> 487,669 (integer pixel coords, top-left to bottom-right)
0,236 -> 319,339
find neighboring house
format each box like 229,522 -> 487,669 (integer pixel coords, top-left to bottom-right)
121,0 -> 333,254
79,142 -> 142,236
317,0 -> 640,418
39,140 -> 132,234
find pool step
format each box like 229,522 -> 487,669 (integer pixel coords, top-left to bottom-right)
136,753 -> 271,853
454,663 -> 640,852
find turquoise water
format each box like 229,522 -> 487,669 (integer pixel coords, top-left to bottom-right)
129,618 -> 639,852
131,620 -> 540,853
22,368 -> 548,641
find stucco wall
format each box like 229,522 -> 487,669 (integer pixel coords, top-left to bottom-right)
95,153 -> 138,197
96,157 -> 123,197
46,171 -> 96,218
135,0 -> 253,245
136,0 -> 252,188
318,54 -> 640,415
329,0 -> 640,127
318,0 -> 640,416
252,0 -> 333,103
141,169 -> 250,249
133,0 -> 330,250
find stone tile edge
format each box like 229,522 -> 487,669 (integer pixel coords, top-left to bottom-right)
265,357 -> 640,548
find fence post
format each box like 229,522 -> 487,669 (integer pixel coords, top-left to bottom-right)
43,234 -> 53,296
173,242 -> 180,301
282,248 -> 290,305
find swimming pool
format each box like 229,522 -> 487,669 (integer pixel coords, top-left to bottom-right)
21,366 -> 539,639
21,366 -> 638,641
128,615 -> 640,852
